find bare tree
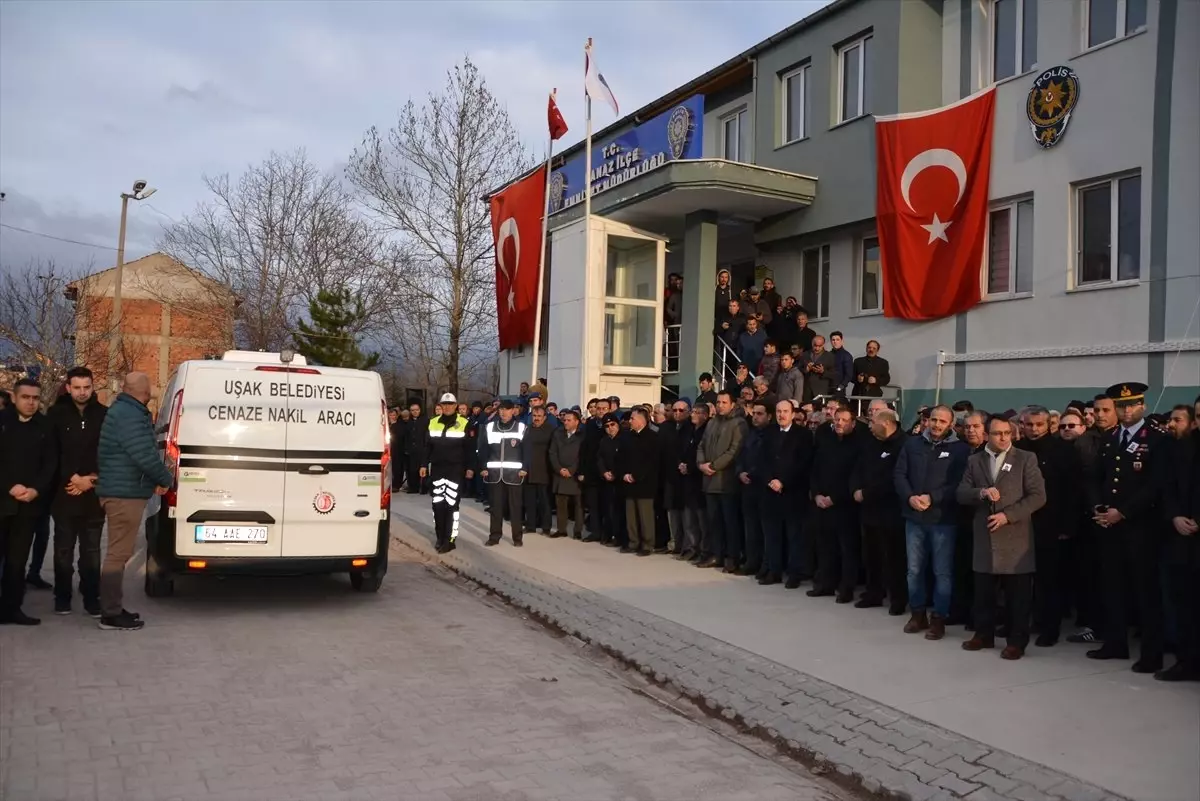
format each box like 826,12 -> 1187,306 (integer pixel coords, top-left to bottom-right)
347,56 -> 532,395
159,149 -> 393,351
0,260 -> 147,405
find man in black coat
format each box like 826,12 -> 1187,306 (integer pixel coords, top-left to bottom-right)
657,402 -> 689,554
809,405 -> 861,601
0,379 -> 57,625
47,367 -> 108,617
1017,405 -> 1084,646
521,406 -> 555,535
736,400 -> 773,578
596,413 -> 626,547
619,408 -> 659,556
852,407 -> 908,613
760,400 -> 813,587
1159,424 -> 1200,681
404,400 -> 427,494
679,405 -> 710,561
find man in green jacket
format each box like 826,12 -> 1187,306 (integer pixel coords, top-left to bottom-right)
96,372 -> 173,632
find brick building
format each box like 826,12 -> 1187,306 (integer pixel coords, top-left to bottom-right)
68,252 -> 235,408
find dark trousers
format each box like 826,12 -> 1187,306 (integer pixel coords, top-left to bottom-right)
975,572 -> 1033,648
1072,522 -> 1106,630
487,483 -> 523,542
406,457 -> 427,494
1100,521 -> 1164,661
584,485 -> 602,537
741,484 -> 766,572
430,474 -> 463,547
26,511 -> 50,579
0,513 -> 36,615
1034,536 -> 1072,640
555,495 -> 584,537
600,484 -> 626,546
1166,536 -> 1200,670
391,456 -> 406,492
654,487 -> 671,550
524,484 -> 552,532
813,507 -> 859,595
862,519 -> 908,608
52,513 -> 104,605
762,492 -> 804,579
625,498 -> 656,552
949,524 -> 974,624
705,493 -> 742,563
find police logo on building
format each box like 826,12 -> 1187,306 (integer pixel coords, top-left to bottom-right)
1026,66 -> 1080,149
666,105 -> 694,160
548,171 -> 566,213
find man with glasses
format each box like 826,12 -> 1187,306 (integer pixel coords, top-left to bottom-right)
596,413 -> 627,547
678,405 -> 710,562
1087,383 -> 1167,673
1057,411 -> 1086,441
660,401 -> 691,554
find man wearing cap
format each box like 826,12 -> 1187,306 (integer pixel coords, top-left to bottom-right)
480,400 -> 527,547
1086,382 -> 1166,672
422,393 -> 473,553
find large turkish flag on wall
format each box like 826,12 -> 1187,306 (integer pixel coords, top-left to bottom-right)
490,165 -> 547,350
875,88 -> 995,320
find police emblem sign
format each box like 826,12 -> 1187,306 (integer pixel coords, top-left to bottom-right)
1026,66 -> 1080,149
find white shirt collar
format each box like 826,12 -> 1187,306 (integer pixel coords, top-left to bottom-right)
1121,419 -> 1144,437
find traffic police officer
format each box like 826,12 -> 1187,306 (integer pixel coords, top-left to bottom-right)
1086,382 -> 1165,672
423,393 -> 472,553
480,399 -> 527,547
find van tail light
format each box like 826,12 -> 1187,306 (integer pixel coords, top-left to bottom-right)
164,390 -> 185,509
380,400 -> 392,510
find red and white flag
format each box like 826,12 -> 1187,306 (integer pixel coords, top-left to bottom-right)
490,165 -> 547,350
875,88 -> 995,320
548,89 -> 568,141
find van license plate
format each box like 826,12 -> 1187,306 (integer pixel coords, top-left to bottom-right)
194,525 -> 268,543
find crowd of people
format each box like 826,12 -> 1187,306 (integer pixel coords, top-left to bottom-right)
0,369 -> 166,631
397,378 -> 1200,682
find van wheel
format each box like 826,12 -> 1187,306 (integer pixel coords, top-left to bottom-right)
145,571 -> 175,598
349,569 -> 384,593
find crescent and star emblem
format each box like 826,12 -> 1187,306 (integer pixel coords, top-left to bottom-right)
900,148 -> 967,245
495,217 -> 520,311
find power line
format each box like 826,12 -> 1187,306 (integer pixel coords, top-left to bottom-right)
0,223 -> 118,252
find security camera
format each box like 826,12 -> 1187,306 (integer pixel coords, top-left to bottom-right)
132,179 -> 148,194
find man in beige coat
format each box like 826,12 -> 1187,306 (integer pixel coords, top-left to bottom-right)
956,416 -> 1046,660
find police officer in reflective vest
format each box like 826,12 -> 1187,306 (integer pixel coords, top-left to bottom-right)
422,392 -> 472,553
480,399 -> 527,547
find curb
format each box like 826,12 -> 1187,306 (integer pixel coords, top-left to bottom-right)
389,507 -> 1128,801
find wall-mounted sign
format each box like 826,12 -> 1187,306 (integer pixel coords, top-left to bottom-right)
548,94 -> 704,214
1026,66 -> 1080,149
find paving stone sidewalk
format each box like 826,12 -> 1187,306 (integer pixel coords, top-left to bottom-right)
391,511 -> 1128,801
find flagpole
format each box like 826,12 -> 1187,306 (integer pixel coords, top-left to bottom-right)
530,94 -> 555,388
582,40 -> 594,408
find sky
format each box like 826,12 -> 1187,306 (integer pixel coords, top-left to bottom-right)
0,0 -> 832,275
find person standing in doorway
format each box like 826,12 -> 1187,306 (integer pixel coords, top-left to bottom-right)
96,372 -> 172,632
47,367 -> 107,617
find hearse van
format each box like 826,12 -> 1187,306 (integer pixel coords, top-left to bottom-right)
144,350 -> 391,596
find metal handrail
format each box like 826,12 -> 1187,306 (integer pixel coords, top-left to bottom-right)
712,336 -> 755,390
662,324 -> 682,375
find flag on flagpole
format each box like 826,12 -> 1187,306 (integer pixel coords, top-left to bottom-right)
584,39 -> 619,119
548,89 -> 568,141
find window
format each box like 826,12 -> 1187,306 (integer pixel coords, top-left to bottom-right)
859,236 -> 881,312
721,108 -> 749,162
781,65 -> 809,144
603,235 -> 659,367
987,199 -> 1034,296
801,244 -> 831,319
1076,174 -> 1141,285
992,0 -> 1037,82
1085,0 -> 1147,49
837,35 -> 873,123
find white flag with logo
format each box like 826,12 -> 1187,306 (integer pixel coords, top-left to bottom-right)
584,40 -> 619,119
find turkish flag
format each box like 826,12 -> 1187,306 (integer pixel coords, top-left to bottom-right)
875,88 -> 995,320
548,90 -> 569,141
490,164 -> 547,350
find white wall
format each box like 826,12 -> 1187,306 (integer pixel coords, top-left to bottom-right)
547,218 -> 588,408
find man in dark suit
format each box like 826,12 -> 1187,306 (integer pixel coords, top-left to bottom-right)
1086,382 -> 1167,673
760,400 -> 813,587
1159,421 -> 1200,681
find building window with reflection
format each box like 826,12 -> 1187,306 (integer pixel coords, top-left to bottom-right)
603,235 -> 659,368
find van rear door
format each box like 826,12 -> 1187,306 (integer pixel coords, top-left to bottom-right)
174,365 -> 287,558
281,369 -> 384,558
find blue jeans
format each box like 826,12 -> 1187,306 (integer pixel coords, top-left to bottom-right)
905,521 -> 956,617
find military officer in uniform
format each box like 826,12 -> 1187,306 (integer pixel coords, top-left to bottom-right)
423,393 -> 473,553
1086,382 -> 1166,673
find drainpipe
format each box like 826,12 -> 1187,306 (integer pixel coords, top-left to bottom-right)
934,349 -> 946,405
749,56 -> 758,162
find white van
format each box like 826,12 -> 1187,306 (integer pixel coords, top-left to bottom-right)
145,350 -> 391,596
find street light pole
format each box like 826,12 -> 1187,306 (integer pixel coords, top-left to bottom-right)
107,180 -> 157,394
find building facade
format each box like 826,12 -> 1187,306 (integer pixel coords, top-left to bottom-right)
498,0 -> 1198,413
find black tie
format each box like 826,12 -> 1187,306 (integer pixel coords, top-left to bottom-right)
1120,428 -> 1131,449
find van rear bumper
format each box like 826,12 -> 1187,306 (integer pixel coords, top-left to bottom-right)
149,510 -> 390,578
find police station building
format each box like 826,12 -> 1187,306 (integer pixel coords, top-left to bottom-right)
497,0 -> 1199,413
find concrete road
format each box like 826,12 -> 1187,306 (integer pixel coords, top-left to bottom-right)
0,542 -> 850,801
